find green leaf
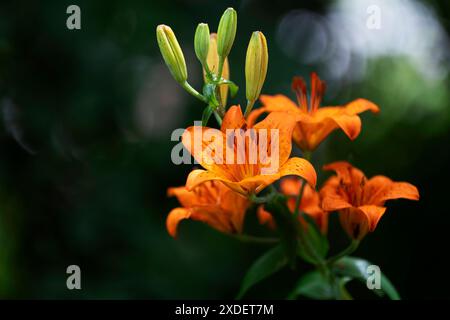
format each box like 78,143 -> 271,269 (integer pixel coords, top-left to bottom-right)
288,270 -> 334,300
236,245 -> 287,299
202,83 -> 219,108
299,213 -> 329,260
219,79 -> 239,97
265,194 -> 298,266
332,256 -> 401,300
201,105 -> 214,126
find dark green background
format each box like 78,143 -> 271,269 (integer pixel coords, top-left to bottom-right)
0,0 -> 449,299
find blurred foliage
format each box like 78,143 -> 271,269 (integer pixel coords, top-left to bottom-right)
0,0 -> 449,298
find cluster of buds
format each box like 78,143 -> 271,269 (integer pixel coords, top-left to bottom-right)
156,7 -> 268,124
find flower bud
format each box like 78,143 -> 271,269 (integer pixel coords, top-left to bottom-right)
194,23 -> 210,66
205,34 -> 230,107
217,8 -> 237,59
156,24 -> 187,83
245,31 -> 268,102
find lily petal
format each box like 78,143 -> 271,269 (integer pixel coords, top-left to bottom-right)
364,175 -> 420,205
278,157 -> 317,188
357,205 -> 387,233
320,176 -> 353,211
186,169 -> 247,195
234,157 -> 316,195
166,208 -> 192,237
259,94 -> 300,113
182,126 -> 235,181
344,98 -> 380,115
253,112 -> 300,168
221,105 -> 246,131
248,94 -> 300,127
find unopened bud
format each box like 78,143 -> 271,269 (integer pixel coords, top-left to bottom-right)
156,24 -> 187,83
194,23 -> 210,66
245,31 -> 268,102
205,34 -> 230,107
217,8 -> 237,59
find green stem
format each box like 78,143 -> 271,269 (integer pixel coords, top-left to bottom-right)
244,99 -> 255,117
293,179 -> 306,219
213,111 -> 223,126
231,234 -> 279,245
217,57 -> 225,79
181,81 -> 207,103
326,240 -> 360,267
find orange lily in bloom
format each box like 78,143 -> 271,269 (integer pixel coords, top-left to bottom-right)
320,161 -> 419,240
247,73 -> 380,151
258,177 -> 328,233
182,105 -> 317,196
166,180 -> 250,237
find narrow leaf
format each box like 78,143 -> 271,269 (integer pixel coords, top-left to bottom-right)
333,256 -> 401,300
288,270 -> 333,300
236,245 -> 287,299
202,105 -> 214,126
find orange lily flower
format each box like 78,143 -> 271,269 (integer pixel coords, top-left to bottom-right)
258,177 -> 328,233
320,161 -> 419,240
182,105 -> 317,196
247,72 -> 380,151
166,180 -> 250,237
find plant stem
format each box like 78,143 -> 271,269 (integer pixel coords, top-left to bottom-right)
326,240 -> 360,266
181,81 -> 207,103
217,57 -> 225,79
213,111 -> 223,126
244,99 -> 255,117
293,179 -> 306,219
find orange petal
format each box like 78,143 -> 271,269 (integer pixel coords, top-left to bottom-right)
248,95 -> 304,127
339,207 -> 369,240
219,187 -> 250,233
233,157 -> 315,195
364,175 -> 420,205
322,161 -> 366,186
186,169 -> 247,196
280,177 -> 303,196
259,94 -> 300,113
246,106 -> 268,128
182,126 -> 234,181
167,186 -> 199,208
312,107 -> 361,140
257,205 -> 276,229
357,205 -> 386,233
253,112 -> 300,168
344,98 -> 380,115
221,105 -> 246,132
278,157 -> 317,188
166,208 -> 191,237
320,176 -> 353,211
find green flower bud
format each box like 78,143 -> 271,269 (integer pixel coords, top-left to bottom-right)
217,8 -> 237,59
156,24 -> 187,83
194,23 -> 210,66
245,31 -> 268,103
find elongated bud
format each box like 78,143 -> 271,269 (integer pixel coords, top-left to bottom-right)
205,34 -> 230,107
217,8 -> 237,59
245,31 -> 268,102
194,23 -> 210,66
156,24 -> 187,83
